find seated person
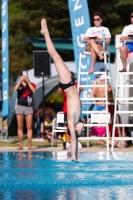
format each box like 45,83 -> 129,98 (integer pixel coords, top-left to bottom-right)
34,105 -> 56,119
91,114 -> 129,148
91,125 -> 128,147
91,126 -> 107,146
40,114 -> 53,142
90,74 -> 112,111
84,12 -> 111,73
119,13 -> 133,72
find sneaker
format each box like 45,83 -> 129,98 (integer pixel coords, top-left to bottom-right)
78,142 -> 82,149
66,142 -> 71,149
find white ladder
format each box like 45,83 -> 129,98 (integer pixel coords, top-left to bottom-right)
111,50 -> 133,151
78,45 -> 111,152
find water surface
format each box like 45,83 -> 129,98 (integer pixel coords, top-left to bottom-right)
0,151 -> 133,200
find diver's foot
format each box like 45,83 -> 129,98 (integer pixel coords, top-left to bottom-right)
70,157 -> 78,162
40,18 -> 49,35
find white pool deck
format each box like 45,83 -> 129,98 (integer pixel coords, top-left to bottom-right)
0,146 -> 133,152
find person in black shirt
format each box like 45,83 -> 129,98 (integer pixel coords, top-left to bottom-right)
14,70 -> 36,150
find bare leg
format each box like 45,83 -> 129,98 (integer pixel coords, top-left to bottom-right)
87,40 -> 104,73
120,45 -> 130,71
25,114 -> 34,150
89,47 -> 97,73
89,40 -> 104,60
45,130 -> 52,142
41,19 -> 71,84
16,114 -> 24,150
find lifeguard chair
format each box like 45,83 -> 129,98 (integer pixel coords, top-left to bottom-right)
111,34 -> 133,151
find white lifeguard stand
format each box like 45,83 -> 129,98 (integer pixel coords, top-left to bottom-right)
111,35 -> 133,151
78,41 -> 112,152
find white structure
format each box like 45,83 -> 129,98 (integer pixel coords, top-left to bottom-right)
115,34 -> 133,124
77,45 -> 112,152
111,35 -> 133,151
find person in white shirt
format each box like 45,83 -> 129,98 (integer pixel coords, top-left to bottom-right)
119,12 -> 133,72
84,12 -> 111,74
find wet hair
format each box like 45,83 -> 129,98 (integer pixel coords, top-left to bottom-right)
93,12 -> 103,20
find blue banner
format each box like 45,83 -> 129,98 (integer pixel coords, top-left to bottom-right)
1,0 -> 9,118
68,0 -> 92,116
68,0 -> 91,73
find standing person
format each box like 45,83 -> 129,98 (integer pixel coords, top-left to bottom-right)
40,18 -> 84,161
84,12 -> 111,73
14,70 -> 36,150
119,12 -> 133,72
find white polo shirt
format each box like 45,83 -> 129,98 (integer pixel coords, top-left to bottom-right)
121,24 -> 133,36
85,26 -> 111,38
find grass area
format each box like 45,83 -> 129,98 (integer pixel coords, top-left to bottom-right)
1,134 -> 133,149
0,135 -> 106,148
0,136 -> 56,148
0,136 -> 109,148
0,117 -> 8,128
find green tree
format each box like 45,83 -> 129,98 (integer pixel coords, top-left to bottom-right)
1,0 -> 71,77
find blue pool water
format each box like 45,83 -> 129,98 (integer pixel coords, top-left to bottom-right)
0,151 -> 133,200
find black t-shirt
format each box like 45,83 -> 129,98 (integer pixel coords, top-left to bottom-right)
17,83 -> 36,107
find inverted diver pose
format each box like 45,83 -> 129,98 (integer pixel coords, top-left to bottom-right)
40,18 -> 84,161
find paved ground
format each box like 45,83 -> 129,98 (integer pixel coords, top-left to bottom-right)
0,146 -> 133,152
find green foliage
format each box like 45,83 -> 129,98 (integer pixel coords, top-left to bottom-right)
46,91 -> 63,103
1,0 -> 133,78
0,0 -> 71,77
